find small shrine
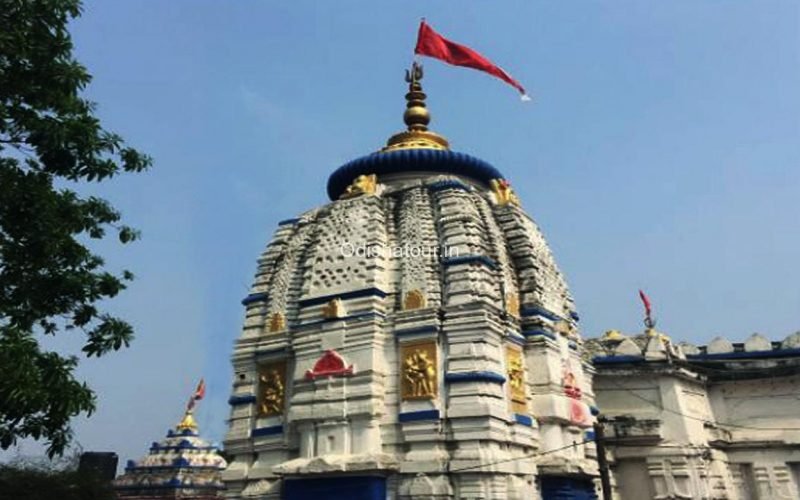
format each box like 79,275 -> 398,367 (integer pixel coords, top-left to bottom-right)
114,382 -> 227,499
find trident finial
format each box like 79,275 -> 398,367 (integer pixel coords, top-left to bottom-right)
403,62 -> 429,132
405,61 -> 424,85
380,63 -> 450,153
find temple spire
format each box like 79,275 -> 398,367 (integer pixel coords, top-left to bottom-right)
381,63 -> 450,153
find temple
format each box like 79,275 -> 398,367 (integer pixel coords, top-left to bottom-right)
114,401 -> 227,499
221,63 -> 598,499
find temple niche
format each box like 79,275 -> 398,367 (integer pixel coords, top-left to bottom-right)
222,63 -> 598,500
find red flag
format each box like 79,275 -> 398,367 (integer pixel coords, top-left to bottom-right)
193,378 -> 206,401
638,289 -> 652,317
414,20 -> 530,100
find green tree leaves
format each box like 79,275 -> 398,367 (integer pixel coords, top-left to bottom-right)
0,0 -> 151,457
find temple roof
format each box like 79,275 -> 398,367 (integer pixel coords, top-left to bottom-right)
326,62 -> 505,200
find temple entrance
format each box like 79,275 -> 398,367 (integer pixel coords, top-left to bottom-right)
283,476 -> 387,500
540,476 -> 598,500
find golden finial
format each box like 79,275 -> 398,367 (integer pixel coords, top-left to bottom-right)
381,62 -> 450,153
176,411 -> 198,432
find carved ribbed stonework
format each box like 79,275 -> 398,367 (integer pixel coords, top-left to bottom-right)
223,68 -> 597,500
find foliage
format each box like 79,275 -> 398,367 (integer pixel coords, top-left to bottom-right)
0,0 -> 152,456
0,453 -> 114,500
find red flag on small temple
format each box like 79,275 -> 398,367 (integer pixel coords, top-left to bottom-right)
186,378 -> 206,410
193,378 -> 206,401
414,20 -> 530,101
638,289 -> 652,318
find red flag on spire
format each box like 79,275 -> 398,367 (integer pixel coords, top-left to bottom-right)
638,289 -> 652,318
414,20 -> 530,100
186,378 -> 206,411
193,378 -> 206,401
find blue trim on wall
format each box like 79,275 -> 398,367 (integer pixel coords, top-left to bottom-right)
395,325 -> 439,337
442,255 -> 498,270
522,328 -> 557,341
584,430 -> 596,441
399,409 -> 440,422
254,347 -> 288,357
520,305 -> 563,321
687,347 -> 800,361
298,287 -> 388,307
241,292 -> 268,306
568,341 -> 578,350
428,179 -> 472,192
445,371 -> 506,384
514,414 -> 534,426
570,311 -> 580,322
251,425 -> 283,437
228,394 -> 256,406
327,148 -> 503,200
506,333 -> 526,346
592,355 -> 645,364
278,218 -> 299,226
298,310 -> 385,328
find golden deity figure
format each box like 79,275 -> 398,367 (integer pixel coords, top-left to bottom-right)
268,311 -> 286,333
401,344 -> 437,399
490,178 -> 520,207
506,346 -> 526,411
322,298 -> 345,319
340,174 -> 378,199
259,367 -> 286,417
403,289 -> 427,310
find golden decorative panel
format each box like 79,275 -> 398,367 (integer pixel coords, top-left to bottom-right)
401,341 -> 438,400
505,293 -> 520,317
268,311 -> 285,332
506,345 -> 527,413
340,174 -> 378,199
258,361 -> 287,417
322,298 -> 345,319
403,289 -> 427,310
490,178 -> 520,207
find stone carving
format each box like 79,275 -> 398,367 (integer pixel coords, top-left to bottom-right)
506,346 -> 526,412
490,178 -> 520,206
304,349 -> 354,380
340,174 -> 378,199
403,289 -> 427,310
401,341 -> 437,400
258,362 -> 287,417
322,298 -> 345,319
268,312 -> 285,332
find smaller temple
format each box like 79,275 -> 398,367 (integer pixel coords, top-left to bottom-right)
114,386 -> 228,499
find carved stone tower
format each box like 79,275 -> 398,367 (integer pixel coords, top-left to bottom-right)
223,65 -> 599,499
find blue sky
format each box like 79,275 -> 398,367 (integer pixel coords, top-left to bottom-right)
7,1 -> 799,465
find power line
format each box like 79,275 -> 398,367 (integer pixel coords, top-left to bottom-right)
449,438 -> 594,473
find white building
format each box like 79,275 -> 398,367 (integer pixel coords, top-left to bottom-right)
222,64 -> 599,500
587,329 -> 800,499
